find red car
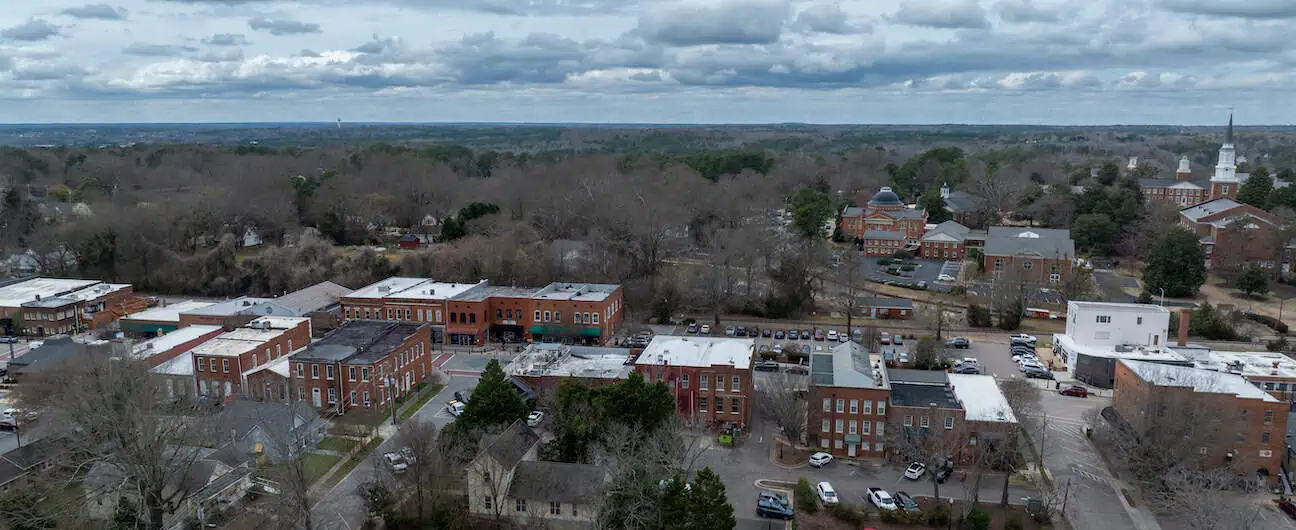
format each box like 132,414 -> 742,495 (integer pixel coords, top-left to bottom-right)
1278,499 -> 1296,520
1059,385 -> 1089,398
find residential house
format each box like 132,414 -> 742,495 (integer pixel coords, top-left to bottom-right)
808,342 -> 890,458
856,297 -> 915,320
466,420 -> 604,528
397,233 -> 424,249
85,447 -> 254,528
289,320 -> 434,414
0,437 -> 63,492
120,300 -> 216,336
982,226 -> 1075,284
841,187 -> 928,251
215,399 -> 327,464
1113,359 -> 1287,482
633,335 -> 755,428
1178,197 -> 1278,270
1140,156 -> 1207,207
191,316 -> 312,402
242,227 -> 263,248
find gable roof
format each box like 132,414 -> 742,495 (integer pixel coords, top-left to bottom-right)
1180,197 -> 1243,222
274,281 -> 352,315
508,461 -> 605,503
1139,179 -> 1204,190
480,420 -> 539,471
920,221 -> 970,243
218,399 -> 317,440
859,230 -> 906,241
983,226 -> 1075,258
944,191 -> 983,212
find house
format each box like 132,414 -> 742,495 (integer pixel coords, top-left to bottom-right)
633,335 -> 755,428
341,278 -> 624,346
1052,302 -> 1192,389
289,320 -> 434,413
856,297 -> 914,319
840,187 -> 928,249
397,233 -> 423,250
466,420 -> 604,528
939,183 -> 987,227
120,300 -> 216,336
84,446 -> 254,527
215,399 -> 327,464
1178,197 -> 1278,270
982,226 -> 1075,284
1112,359 -> 1286,483
1140,156 -> 1207,207
807,342 -> 891,458
506,343 -> 633,405
918,220 -> 985,260
0,437 -> 63,492
191,316 -> 312,402
0,277 -> 138,336
242,227 -> 263,248
273,281 -> 353,336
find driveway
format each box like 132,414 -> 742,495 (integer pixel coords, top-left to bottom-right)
860,257 -> 946,288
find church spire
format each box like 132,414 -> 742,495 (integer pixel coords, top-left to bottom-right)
1225,109 -> 1234,145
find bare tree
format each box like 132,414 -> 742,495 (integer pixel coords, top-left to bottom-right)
594,419 -> 710,530
394,418 -> 440,521
832,249 -> 864,333
756,371 -> 807,445
884,407 -> 972,506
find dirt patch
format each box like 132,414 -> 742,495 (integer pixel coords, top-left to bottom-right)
775,441 -> 812,466
1199,275 -> 1296,331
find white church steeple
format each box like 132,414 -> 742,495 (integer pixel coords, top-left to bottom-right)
1210,110 -> 1240,200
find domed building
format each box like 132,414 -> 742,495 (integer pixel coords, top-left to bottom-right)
840,187 -> 929,256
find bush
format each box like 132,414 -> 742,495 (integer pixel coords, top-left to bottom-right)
759,351 -> 778,360
1268,338 -> 1289,352
900,264 -> 915,272
877,258 -> 891,266
1137,291 -> 1153,304
827,503 -> 865,524
794,478 -> 818,513
967,304 -> 993,327
1242,312 -> 1289,333
964,506 -> 991,530
924,505 -> 951,526
1006,517 -> 1025,530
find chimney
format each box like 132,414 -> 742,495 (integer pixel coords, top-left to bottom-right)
1273,361 -> 1280,376
1177,310 -> 1191,346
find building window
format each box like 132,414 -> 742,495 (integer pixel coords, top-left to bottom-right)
387,309 -> 394,320
862,401 -> 872,415
1137,317 -> 1143,325
311,365 -> 319,379
327,388 -> 337,404
550,501 -> 561,515
699,397 -> 708,412
821,439 -> 829,449
1265,410 -> 1274,424
730,398 -> 740,414
701,375 -> 709,390
1263,431 -> 1271,444
450,312 -> 457,323
681,374 -> 690,389
436,310 -> 442,322
209,359 -> 217,372
572,505 -> 577,517
862,421 -> 871,435
834,440 -> 843,449
903,415 -> 913,427
363,391 -> 371,406
419,309 -> 425,321
835,419 -> 844,433
534,310 -> 541,321
294,363 -> 302,377
516,499 -> 527,512
920,416 -> 930,428
848,420 -> 857,434
836,399 -> 844,413
1096,315 -> 1111,323
822,419 -> 829,433
252,353 -> 259,367
574,312 -> 583,324
592,312 -> 599,325
326,365 -> 335,380
552,311 -> 559,323
496,309 -> 502,320
505,309 -> 513,319
469,313 -> 476,324
944,417 -> 954,430
349,391 -> 357,405
849,400 -> 858,414
362,367 -> 370,382
222,359 -> 229,373
349,367 -> 357,381
822,398 -> 830,412
544,311 -> 551,322
1023,261 -> 1032,269
877,402 -> 885,416
1241,410 -> 1249,420
731,376 -> 740,392
482,497 -> 492,511
197,358 -> 205,372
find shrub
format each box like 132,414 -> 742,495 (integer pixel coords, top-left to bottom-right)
759,351 -> 778,360
876,258 -> 891,266
924,505 -> 950,526
1268,338 -> 1289,352
900,264 -> 915,272
1137,291 -> 1153,304
967,304 -> 994,327
1006,517 -> 1025,530
827,503 -> 865,524
965,506 -> 991,530
1242,312 -> 1289,334
794,478 -> 818,513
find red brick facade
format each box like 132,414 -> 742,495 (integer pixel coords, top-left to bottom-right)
919,240 -> 965,260
290,323 -> 434,414
633,362 -> 754,428
808,386 -> 891,458
192,317 -> 312,400
1143,185 -> 1207,207
986,255 -> 1073,284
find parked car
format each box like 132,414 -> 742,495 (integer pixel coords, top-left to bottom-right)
809,452 -> 834,468
1279,499 -> 1296,520
952,364 -> 981,374
445,400 -> 465,416
816,482 -> 840,505
774,330 -> 786,340
785,365 -> 809,375
933,459 -> 954,483
892,335 -> 904,346
867,487 -> 896,510
852,328 -> 862,341
1024,367 -> 1055,380
788,329 -> 799,340
838,333 -> 850,343
725,326 -> 736,336
898,352 -> 910,364
686,323 -> 699,334
1010,333 -> 1038,344
946,337 -> 970,348
700,324 -> 711,334
1059,385 -> 1089,398
1012,352 -> 1037,363
773,344 -> 784,354
826,330 -> 838,341
800,330 -> 811,340
937,273 -> 956,281
903,462 -> 926,480
756,492 -> 795,519
895,491 -> 921,513
758,344 -> 771,353
383,452 -> 408,474
800,344 -> 811,354
880,332 -> 891,345
526,410 -> 545,426
1019,358 -> 1045,370
762,328 -> 772,338
754,360 -> 780,372
813,330 -> 825,341
0,336 -> 17,344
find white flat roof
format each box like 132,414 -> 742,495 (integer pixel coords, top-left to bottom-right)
64,283 -> 131,303
247,316 -> 310,330
129,325 -> 222,360
0,278 -> 101,307
509,344 -> 632,379
1121,359 -> 1278,402
151,351 -> 195,376
243,355 -> 291,378
1190,350 -> 1296,380
1054,334 -> 1187,362
347,277 -> 484,301
635,336 -> 754,369
949,374 -> 1018,423
1068,301 -> 1170,314
122,301 -> 215,323
190,338 -> 260,357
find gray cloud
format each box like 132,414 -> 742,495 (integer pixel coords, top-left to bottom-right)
123,42 -> 199,56
638,1 -> 790,46
1155,0 -> 1296,19
248,17 -> 322,36
203,33 -> 249,46
995,0 -> 1062,23
194,48 -> 245,62
0,54 -> 12,72
436,31 -> 587,84
1,19 -> 63,42
10,63 -> 91,81
887,1 -> 990,29
154,0 -> 641,16
793,3 -> 870,34
61,3 -> 128,20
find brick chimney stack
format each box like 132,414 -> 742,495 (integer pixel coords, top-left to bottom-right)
1177,310 -> 1191,346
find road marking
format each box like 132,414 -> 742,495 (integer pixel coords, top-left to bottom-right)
445,369 -> 481,377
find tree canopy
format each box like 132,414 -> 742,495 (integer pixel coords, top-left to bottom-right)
1072,213 -> 1120,255
456,359 -> 529,432
1236,172 -> 1273,209
918,191 -> 952,224
1237,264 -> 1270,297
1143,227 -> 1208,298
792,188 -> 834,239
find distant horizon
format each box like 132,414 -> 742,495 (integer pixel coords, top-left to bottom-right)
2,121 -> 1294,128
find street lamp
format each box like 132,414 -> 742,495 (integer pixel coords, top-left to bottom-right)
1158,288 -> 1165,307
386,377 -> 399,426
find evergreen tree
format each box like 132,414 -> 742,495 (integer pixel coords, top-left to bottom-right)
687,468 -> 736,530
918,191 -> 952,224
457,359 -> 528,431
658,475 -> 693,530
1237,264 -> 1270,298
1236,172 -> 1274,209
1143,228 -> 1208,298
1072,213 -> 1119,255
595,372 -> 676,432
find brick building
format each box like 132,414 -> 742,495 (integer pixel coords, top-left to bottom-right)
841,187 -> 927,248
120,300 -> 216,336
0,278 -> 137,336
127,324 -> 223,369
938,183 -> 987,227
808,342 -> 891,458
633,336 -> 754,428
1140,156 -> 1207,207
289,321 -> 433,414
1178,198 -> 1278,270
1113,359 -> 1286,480
856,297 -> 914,320
918,221 -> 982,260
506,343 -> 633,405
191,316 -> 312,401
982,227 -> 1075,284
340,277 -> 624,346
178,297 -> 292,329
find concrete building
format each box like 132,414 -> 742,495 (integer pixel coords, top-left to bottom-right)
289,321 -> 433,414
808,342 -> 891,458
507,343 -> 633,405
1053,302 -> 1190,389
1114,359 -> 1286,480
120,300 -> 215,336
191,316 -> 312,402
633,335 -> 755,428
0,278 -> 138,336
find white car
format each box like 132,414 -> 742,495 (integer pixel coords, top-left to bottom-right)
867,487 -> 897,510
937,273 -> 955,282
1011,353 -> 1037,363
826,330 -> 838,341
880,332 -> 891,345
383,452 -> 408,474
526,411 -> 545,427
904,462 -> 926,480
1009,333 -> 1038,344
809,452 -> 834,468
815,482 -> 839,505
892,335 -> 904,346
1019,359 -> 1045,372
445,400 -> 466,417
960,357 -> 979,366
838,334 -> 850,343
699,324 -> 712,334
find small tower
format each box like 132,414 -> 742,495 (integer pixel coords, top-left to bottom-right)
940,182 -> 950,199
1127,156 -> 1139,170
1175,156 -> 1192,181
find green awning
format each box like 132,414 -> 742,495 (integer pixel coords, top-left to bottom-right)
844,434 -> 862,444
528,325 -> 601,337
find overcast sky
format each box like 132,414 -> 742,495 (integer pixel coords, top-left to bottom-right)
0,0 -> 1293,124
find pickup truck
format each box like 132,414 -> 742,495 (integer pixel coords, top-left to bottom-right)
868,487 -> 897,511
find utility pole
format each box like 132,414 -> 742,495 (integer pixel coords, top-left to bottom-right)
1062,478 -> 1072,512
388,377 -> 398,426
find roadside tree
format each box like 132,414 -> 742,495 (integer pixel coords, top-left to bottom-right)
1142,227 -> 1207,298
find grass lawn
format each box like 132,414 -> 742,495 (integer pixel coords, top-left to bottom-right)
316,436 -> 359,453
301,452 -> 343,485
398,383 -> 445,422
324,436 -> 384,489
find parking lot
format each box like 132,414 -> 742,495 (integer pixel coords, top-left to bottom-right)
859,256 -> 950,288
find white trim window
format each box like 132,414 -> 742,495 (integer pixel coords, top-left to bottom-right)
944,416 -> 954,430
